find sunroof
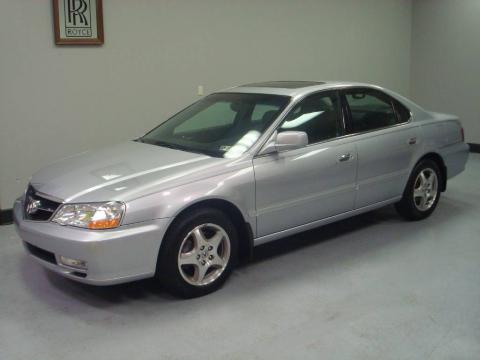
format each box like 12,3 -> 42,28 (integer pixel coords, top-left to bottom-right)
241,81 -> 324,89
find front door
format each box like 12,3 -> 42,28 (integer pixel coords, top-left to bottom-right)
253,91 -> 358,237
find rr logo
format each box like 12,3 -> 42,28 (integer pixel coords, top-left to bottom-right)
66,0 -> 89,26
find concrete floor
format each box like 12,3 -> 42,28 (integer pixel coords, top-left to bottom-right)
1,155 -> 479,360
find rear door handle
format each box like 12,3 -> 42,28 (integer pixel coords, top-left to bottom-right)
338,153 -> 352,162
408,137 -> 417,145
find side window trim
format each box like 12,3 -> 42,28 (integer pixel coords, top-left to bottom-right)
340,91 -> 352,134
254,88 -> 411,158
335,90 -> 347,138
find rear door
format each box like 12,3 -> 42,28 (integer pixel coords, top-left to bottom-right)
342,88 -> 417,208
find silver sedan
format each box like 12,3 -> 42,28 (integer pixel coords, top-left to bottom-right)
14,81 -> 469,297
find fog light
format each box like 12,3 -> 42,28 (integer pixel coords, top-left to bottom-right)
59,256 -> 87,270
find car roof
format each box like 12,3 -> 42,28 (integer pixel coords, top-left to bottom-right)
221,80 -> 386,98
240,81 -> 325,89
219,80 -> 427,118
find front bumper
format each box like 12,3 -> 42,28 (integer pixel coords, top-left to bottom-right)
13,199 -> 170,285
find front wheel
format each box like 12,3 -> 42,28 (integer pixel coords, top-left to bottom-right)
156,208 -> 238,298
395,159 -> 442,221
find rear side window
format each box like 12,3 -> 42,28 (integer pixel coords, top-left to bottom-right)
392,99 -> 411,123
344,89 -> 397,133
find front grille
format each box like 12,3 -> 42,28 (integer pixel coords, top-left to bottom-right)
24,185 -> 62,221
25,242 -> 57,264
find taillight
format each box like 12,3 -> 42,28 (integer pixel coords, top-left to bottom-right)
461,126 -> 465,142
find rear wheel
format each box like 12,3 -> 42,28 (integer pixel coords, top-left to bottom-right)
156,208 -> 238,298
395,159 -> 442,221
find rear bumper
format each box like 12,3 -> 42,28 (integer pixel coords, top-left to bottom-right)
13,198 -> 170,285
440,142 -> 470,179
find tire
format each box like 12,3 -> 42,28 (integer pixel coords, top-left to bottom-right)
156,207 -> 238,298
395,159 -> 442,221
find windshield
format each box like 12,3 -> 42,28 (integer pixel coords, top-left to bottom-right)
140,93 -> 290,158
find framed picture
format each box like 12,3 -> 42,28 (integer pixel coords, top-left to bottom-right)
52,0 -> 104,45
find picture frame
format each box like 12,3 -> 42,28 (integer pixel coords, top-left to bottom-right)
52,0 -> 104,45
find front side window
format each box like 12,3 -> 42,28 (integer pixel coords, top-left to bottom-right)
344,89 -> 397,133
278,91 -> 342,144
140,93 -> 290,158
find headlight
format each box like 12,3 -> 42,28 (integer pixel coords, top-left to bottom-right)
52,202 -> 125,230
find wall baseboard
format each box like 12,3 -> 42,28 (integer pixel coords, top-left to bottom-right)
469,143 -> 480,153
0,209 -> 13,225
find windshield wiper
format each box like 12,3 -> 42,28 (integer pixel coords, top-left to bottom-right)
154,140 -> 221,157
151,140 -> 188,151
140,139 -> 221,157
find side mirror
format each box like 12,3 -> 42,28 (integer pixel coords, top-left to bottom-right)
259,131 -> 308,155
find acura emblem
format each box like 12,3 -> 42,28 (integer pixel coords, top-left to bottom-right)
26,197 -> 42,215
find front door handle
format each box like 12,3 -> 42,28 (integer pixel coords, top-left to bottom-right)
338,153 -> 352,162
408,137 -> 417,145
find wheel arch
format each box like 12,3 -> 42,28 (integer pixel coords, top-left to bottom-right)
162,198 -> 254,263
413,152 -> 447,192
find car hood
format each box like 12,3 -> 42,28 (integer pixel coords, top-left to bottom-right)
30,141 -> 226,203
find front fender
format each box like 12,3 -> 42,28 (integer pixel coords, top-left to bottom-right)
123,166 -> 256,228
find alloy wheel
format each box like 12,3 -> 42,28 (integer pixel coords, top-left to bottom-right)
413,168 -> 438,211
177,223 -> 231,286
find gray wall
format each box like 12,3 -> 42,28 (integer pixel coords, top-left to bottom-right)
0,0 -> 412,209
411,0 -> 480,144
